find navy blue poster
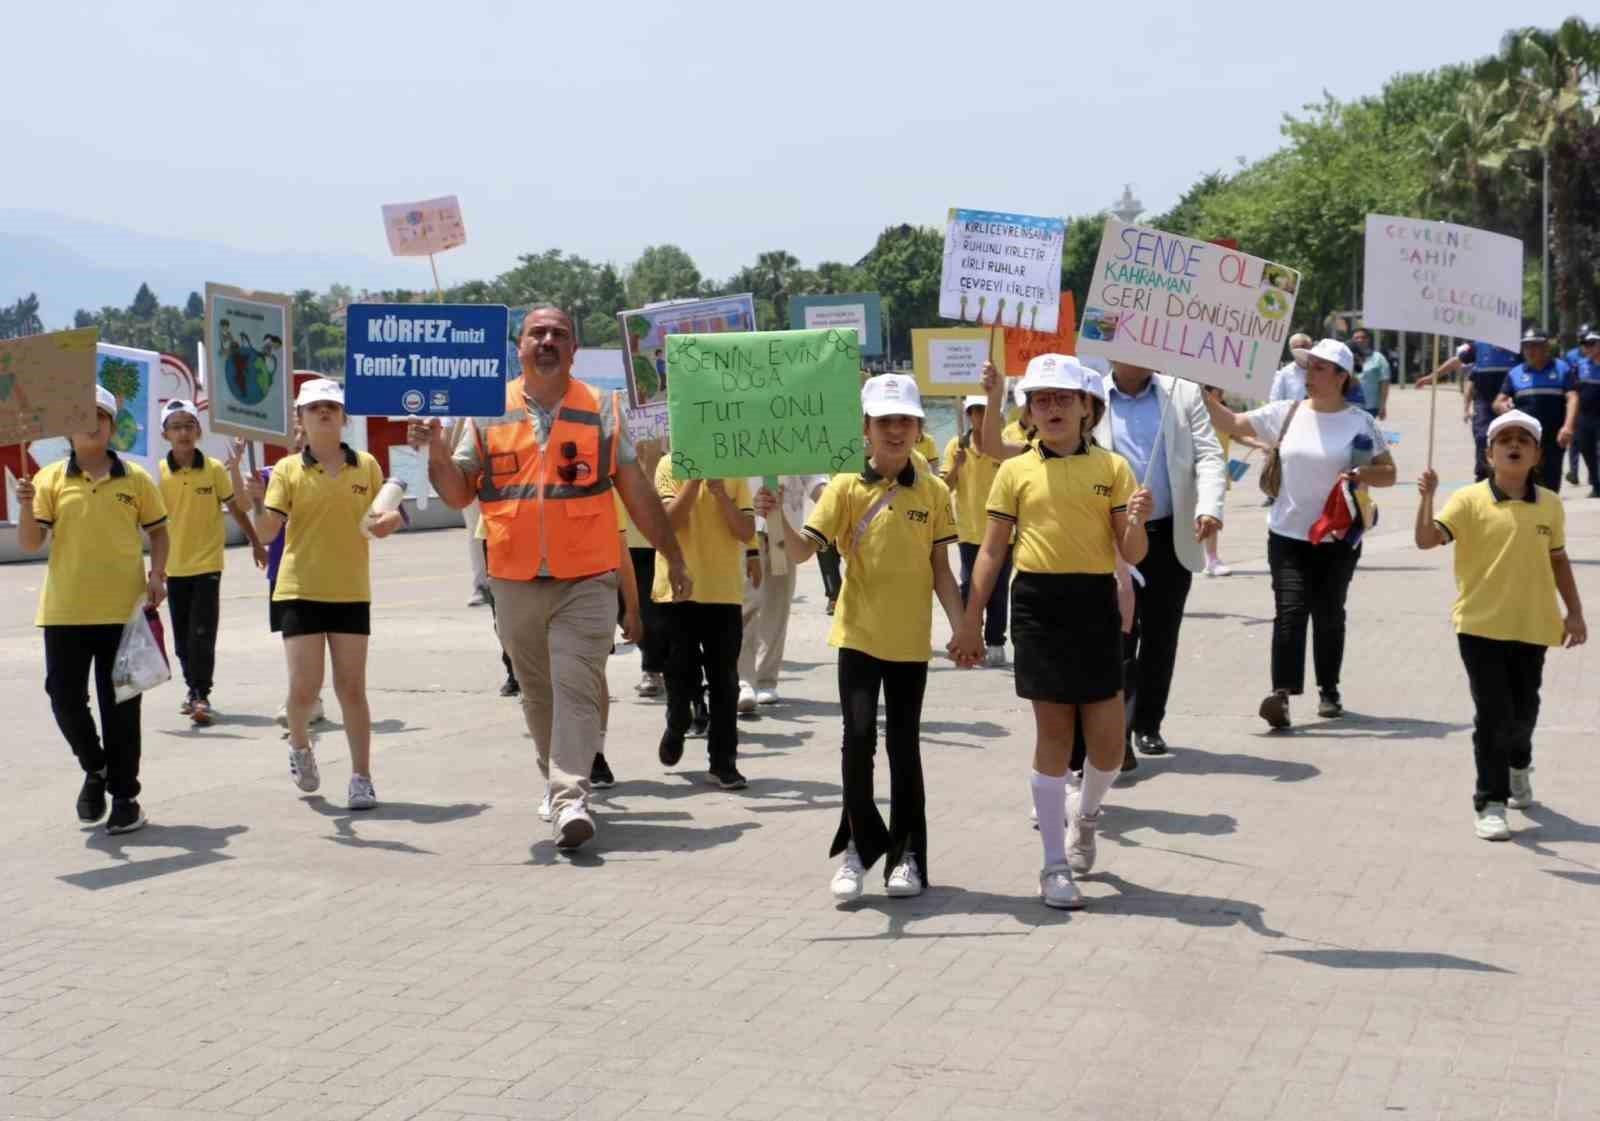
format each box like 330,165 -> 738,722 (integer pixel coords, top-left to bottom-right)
344,304 -> 510,416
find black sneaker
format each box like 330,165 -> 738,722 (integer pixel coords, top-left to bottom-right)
1134,731 -> 1169,756
105,799 -> 146,835
709,765 -> 748,791
1317,690 -> 1344,719
1260,690 -> 1292,730
825,599 -> 837,616
590,752 -> 615,789
659,728 -> 685,767
689,695 -> 710,738
76,771 -> 107,824
499,675 -> 520,698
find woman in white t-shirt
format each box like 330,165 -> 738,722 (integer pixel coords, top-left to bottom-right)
1205,338 -> 1397,729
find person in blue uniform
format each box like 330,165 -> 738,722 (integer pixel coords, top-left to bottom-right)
1455,340 -> 1521,482
1567,324 -> 1594,485
1575,329 -> 1600,498
1494,328 -> 1577,492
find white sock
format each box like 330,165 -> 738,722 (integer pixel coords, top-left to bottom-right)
1032,771 -> 1068,866
1079,759 -> 1118,818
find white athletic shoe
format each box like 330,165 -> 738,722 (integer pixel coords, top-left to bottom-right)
288,746 -> 320,794
275,697 -> 327,728
1475,803 -> 1512,841
830,844 -> 865,902
537,784 -> 553,822
737,682 -> 758,714
1067,799 -> 1099,876
1204,560 -> 1232,577
886,855 -> 923,898
347,774 -> 378,811
755,688 -> 780,706
1040,863 -> 1084,910
555,802 -> 595,851
985,645 -> 1007,668
1508,767 -> 1534,810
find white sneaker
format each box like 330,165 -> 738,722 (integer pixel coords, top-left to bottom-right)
555,802 -> 595,851
985,645 -> 1007,668
467,589 -> 489,607
755,688 -> 780,706
737,682 -> 758,714
1205,560 -> 1232,577
288,746 -> 320,793
886,855 -> 923,897
830,844 -> 865,902
537,784 -> 553,822
1475,803 -> 1512,841
1508,767 -> 1534,810
1067,798 -> 1099,876
275,697 -> 328,728
1040,863 -> 1084,910
347,774 -> 377,811
636,672 -> 664,697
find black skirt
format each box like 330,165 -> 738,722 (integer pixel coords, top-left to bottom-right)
275,599 -> 372,638
1010,571 -> 1122,704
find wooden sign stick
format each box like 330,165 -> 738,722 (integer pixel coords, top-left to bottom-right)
1426,334 -> 1440,470
763,474 -> 788,577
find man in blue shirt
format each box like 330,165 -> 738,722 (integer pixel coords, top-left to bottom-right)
1494,327 -> 1578,492
1350,328 -> 1391,419
1575,328 -> 1600,497
1457,340 -> 1521,481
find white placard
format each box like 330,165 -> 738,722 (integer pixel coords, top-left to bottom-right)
939,209 -> 1066,332
1361,215 -> 1523,350
928,339 -> 990,388
802,303 -> 868,340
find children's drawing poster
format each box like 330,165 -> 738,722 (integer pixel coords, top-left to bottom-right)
96,342 -> 163,477
204,283 -> 293,444
0,327 -> 99,446
381,195 -> 468,257
617,294 -> 757,412
939,209 -> 1066,332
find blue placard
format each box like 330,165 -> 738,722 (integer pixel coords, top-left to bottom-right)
344,304 -> 511,416
788,292 -> 883,357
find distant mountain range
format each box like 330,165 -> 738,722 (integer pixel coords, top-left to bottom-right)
0,210 -> 401,328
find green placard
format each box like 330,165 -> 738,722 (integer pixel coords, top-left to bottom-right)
667,328 -> 865,480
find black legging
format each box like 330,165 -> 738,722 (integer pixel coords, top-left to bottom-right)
1577,414 -> 1600,492
832,647 -> 929,884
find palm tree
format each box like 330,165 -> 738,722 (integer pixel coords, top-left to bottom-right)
755,250 -> 800,329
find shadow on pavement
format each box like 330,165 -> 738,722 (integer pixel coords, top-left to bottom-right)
1135,745 -> 1320,785
1087,872 -> 1285,937
1187,611 -> 1273,626
1515,804 -> 1600,861
920,720 -> 1011,742
302,797 -> 490,855
1266,949 -> 1512,973
810,887 -> 1074,940
525,813 -> 762,864
1100,805 -> 1238,845
1285,714 -> 1471,741
1545,869 -> 1600,886
62,824 -> 250,890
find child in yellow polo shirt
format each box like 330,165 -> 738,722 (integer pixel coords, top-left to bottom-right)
249,379 -> 402,811
943,394 -> 1011,668
956,354 -> 1153,910
761,373 -> 963,902
158,400 -> 267,726
15,385 -> 169,835
1416,410 -> 1587,841
653,458 -> 756,790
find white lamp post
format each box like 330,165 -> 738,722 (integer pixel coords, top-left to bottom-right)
1112,184 -> 1144,225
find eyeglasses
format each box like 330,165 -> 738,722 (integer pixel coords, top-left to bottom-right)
1028,391 -> 1079,411
555,440 -> 579,483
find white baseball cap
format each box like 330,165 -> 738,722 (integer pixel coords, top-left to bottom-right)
161,398 -> 200,427
94,385 -> 117,418
962,394 -> 988,412
861,373 -> 924,419
1487,410 -> 1542,444
295,378 -> 345,408
1017,353 -> 1086,397
1291,338 -> 1355,374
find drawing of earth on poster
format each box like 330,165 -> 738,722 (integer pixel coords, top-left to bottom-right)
95,347 -> 155,458
213,295 -> 285,407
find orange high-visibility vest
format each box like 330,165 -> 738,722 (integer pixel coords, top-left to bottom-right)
476,377 -> 621,580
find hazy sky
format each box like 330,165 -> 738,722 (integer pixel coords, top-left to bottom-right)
4,1 -> 1582,288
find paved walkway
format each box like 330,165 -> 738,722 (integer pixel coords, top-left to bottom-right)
2,386 -> 1597,1121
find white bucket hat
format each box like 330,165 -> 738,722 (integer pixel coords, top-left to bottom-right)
94,385 -> 118,418
962,394 -> 988,412
1291,338 -> 1355,374
861,373 -> 925,419
1017,353 -> 1086,398
295,378 -> 346,408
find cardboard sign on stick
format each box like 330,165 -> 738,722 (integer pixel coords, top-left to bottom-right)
1361,215 -> 1523,351
1077,218 -> 1299,398
343,304 -> 511,417
666,328 -> 863,480
1004,293 -> 1078,375
0,327 -> 98,446
205,283 -> 294,445
381,195 -> 467,257
939,209 -> 1066,332
911,328 -> 1005,397
619,294 -> 757,413
96,342 -> 164,480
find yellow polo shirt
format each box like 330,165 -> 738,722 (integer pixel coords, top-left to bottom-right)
941,435 -> 1005,545
803,461 -> 958,663
159,452 -> 236,577
615,490 -> 649,550
1434,479 -> 1567,646
264,445 -> 384,604
987,442 -> 1135,574
33,453 -> 167,626
1002,419 -> 1031,447
652,458 -> 754,606
914,433 -> 939,472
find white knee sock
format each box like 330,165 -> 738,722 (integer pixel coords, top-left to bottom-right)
1079,760 -> 1118,818
1032,771 -> 1068,866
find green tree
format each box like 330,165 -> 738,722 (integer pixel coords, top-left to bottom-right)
0,294 -> 44,339
129,282 -> 160,320
861,224 -> 943,358
626,245 -> 702,306
184,291 -> 205,319
98,356 -> 142,406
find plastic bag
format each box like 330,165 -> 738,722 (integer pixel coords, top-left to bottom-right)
113,601 -> 171,704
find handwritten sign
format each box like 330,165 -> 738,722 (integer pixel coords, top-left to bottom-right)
343,304 -> 510,417
1077,218 -> 1299,397
912,328 -> 1005,397
381,195 -> 467,257
666,328 -> 863,479
1362,215 -> 1522,351
790,293 -> 883,357
0,327 -> 98,445
1004,292 -> 1077,375
939,209 -> 1066,332
619,294 -> 757,412
205,283 -> 294,444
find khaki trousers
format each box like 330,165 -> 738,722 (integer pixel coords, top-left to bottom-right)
737,535 -> 797,690
492,572 -> 617,817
